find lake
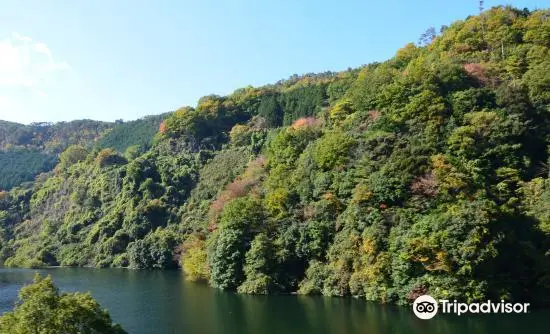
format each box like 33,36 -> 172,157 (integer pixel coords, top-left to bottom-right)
0,268 -> 547,334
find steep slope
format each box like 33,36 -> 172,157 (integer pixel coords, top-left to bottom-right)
0,150 -> 57,190
1,6 -> 550,306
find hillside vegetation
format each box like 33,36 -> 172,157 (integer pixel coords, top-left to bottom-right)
97,114 -> 169,153
0,117 -> 164,190
1,6 -> 550,306
0,120 -> 111,153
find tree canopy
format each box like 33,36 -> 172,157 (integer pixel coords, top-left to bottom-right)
0,274 -> 126,334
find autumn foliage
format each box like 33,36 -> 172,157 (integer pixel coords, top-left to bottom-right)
290,117 -> 321,130
208,156 -> 266,229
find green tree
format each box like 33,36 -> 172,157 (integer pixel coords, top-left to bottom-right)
238,233 -> 275,294
58,145 -> 89,169
258,94 -> 283,127
208,197 -> 264,290
0,274 -> 126,334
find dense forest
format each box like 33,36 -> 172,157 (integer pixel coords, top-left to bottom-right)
0,117 -> 165,190
97,114 -> 169,153
0,119 -> 111,153
1,6 -> 549,306
0,150 -> 57,190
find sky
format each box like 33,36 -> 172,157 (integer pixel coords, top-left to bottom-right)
0,0 -> 546,124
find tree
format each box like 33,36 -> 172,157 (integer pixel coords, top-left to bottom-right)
0,274 -> 126,334
418,27 -> 436,46
208,197 -> 264,290
258,94 -> 283,127
238,233 -> 275,294
96,148 -> 127,168
180,234 -> 210,282
58,145 -> 89,169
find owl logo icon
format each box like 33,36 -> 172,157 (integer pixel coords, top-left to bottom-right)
413,295 -> 438,319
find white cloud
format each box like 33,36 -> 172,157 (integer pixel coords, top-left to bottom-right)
11,33 -> 32,42
0,32 -> 70,89
35,42 -> 51,57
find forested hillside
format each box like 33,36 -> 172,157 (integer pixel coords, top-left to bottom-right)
97,114 -> 169,153
1,6 -> 549,306
0,119 -> 111,153
0,150 -> 57,190
0,116 -> 165,190
0,120 -> 111,191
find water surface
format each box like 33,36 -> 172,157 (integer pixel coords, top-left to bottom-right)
0,268 -> 546,334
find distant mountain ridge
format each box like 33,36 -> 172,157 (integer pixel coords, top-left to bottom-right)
0,115 -> 169,190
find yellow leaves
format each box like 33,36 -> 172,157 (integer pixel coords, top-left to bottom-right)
523,10 -> 550,46
519,177 -> 550,235
320,192 -> 343,215
229,124 -> 251,146
430,154 -> 467,196
432,251 -> 452,272
264,187 -> 290,218
174,105 -> 194,116
352,183 -> 373,204
402,89 -> 447,124
395,43 -> 420,66
95,148 -> 117,167
407,237 -> 452,273
328,99 -> 353,124
162,106 -> 196,138
350,251 -> 390,299
196,95 -> 223,115
362,238 -> 376,256
228,86 -> 261,106
180,235 -> 210,282
312,130 -> 354,170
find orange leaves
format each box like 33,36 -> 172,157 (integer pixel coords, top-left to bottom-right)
158,121 -> 166,134
208,156 -> 266,227
368,110 -> 381,122
464,63 -> 487,81
463,63 -> 499,86
290,117 -> 321,130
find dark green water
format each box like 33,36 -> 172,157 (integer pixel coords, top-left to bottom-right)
0,268 -> 547,334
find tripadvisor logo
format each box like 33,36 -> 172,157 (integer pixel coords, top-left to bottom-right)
412,295 -> 530,320
413,295 -> 438,319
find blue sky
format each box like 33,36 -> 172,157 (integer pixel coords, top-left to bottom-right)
0,0 -> 546,124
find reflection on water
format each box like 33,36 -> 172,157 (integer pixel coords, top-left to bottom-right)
0,268 -> 546,334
